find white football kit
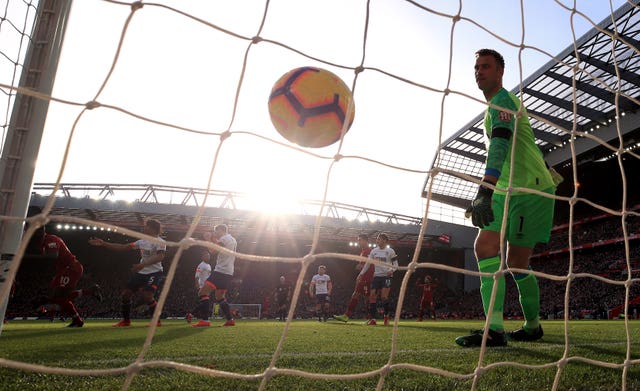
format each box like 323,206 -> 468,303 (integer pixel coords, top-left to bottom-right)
214,233 -> 237,276
195,261 -> 212,289
131,238 -> 166,274
359,246 -> 397,278
311,274 -> 331,294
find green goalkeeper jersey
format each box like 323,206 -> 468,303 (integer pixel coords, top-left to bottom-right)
483,88 -> 554,195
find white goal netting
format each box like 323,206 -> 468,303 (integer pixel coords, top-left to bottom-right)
1,0 -> 640,390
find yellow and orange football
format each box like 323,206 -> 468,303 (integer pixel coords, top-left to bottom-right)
268,67 -> 355,148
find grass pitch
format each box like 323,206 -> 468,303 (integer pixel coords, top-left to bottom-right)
1,319 -> 639,390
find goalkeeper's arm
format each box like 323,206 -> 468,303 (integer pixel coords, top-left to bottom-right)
465,127 -> 509,227
483,126 -> 510,182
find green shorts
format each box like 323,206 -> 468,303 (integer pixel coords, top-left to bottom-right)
484,187 -> 555,247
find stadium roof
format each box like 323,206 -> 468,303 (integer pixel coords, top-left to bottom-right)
423,1 -> 640,210
29,185 -> 466,248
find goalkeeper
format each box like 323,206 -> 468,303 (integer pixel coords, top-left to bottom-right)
456,49 -> 560,347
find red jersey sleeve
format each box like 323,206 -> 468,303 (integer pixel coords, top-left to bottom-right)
43,234 -> 77,271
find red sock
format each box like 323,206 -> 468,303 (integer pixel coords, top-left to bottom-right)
54,298 -> 79,318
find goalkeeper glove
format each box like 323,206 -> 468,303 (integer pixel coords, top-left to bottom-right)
548,167 -> 564,187
465,185 -> 494,228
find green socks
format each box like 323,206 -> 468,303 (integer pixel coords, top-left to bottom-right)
478,256 -> 505,332
514,269 -> 540,331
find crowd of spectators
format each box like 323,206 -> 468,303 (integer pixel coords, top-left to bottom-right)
542,211 -> 639,253
5,209 -> 639,322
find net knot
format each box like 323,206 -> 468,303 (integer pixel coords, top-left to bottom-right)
354,66 -> 364,74
220,131 -> 231,141
128,361 -> 143,375
85,101 -> 100,110
252,36 -> 263,44
333,153 -> 343,162
263,366 -> 276,380
557,358 -> 568,369
302,253 -> 316,266
179,237 -> 196,250
27,212 -> 48,230
131,1 -> 143,11
429,167 -> 441,178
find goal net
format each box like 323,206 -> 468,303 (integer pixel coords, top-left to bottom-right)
1,0 -> 640,390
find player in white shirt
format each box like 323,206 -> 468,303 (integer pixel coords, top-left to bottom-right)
186,246 -> 212,323
192,224 -> 238,327
194,250 -> 213,289
88,219 -> 166,327
358,233 -> 398,326
309,265 -> 333,322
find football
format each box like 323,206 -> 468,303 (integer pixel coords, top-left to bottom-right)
268,67 -> 355,148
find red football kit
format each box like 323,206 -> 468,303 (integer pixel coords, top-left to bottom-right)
42,234 -> 83,290
354,247 -> 373,295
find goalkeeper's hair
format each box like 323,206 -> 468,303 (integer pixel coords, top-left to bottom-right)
475,48 -> 505,69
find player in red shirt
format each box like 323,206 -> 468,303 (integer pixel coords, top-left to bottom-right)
333,234 -> 374,323
25,207 -> 101,327
416,275 -> 438,321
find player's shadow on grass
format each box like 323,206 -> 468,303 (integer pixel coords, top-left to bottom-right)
2,322 -> 211,357
2,330 -> 155,360
503,344 -> 563,361
566,338 -> 639,358
0,327 -> 69,340
151,323 -> 211,344
327,320 -> 473,334
396,323 -> 474,333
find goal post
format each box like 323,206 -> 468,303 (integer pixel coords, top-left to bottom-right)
0,0 -> 72,333
228,303 -> 262,320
